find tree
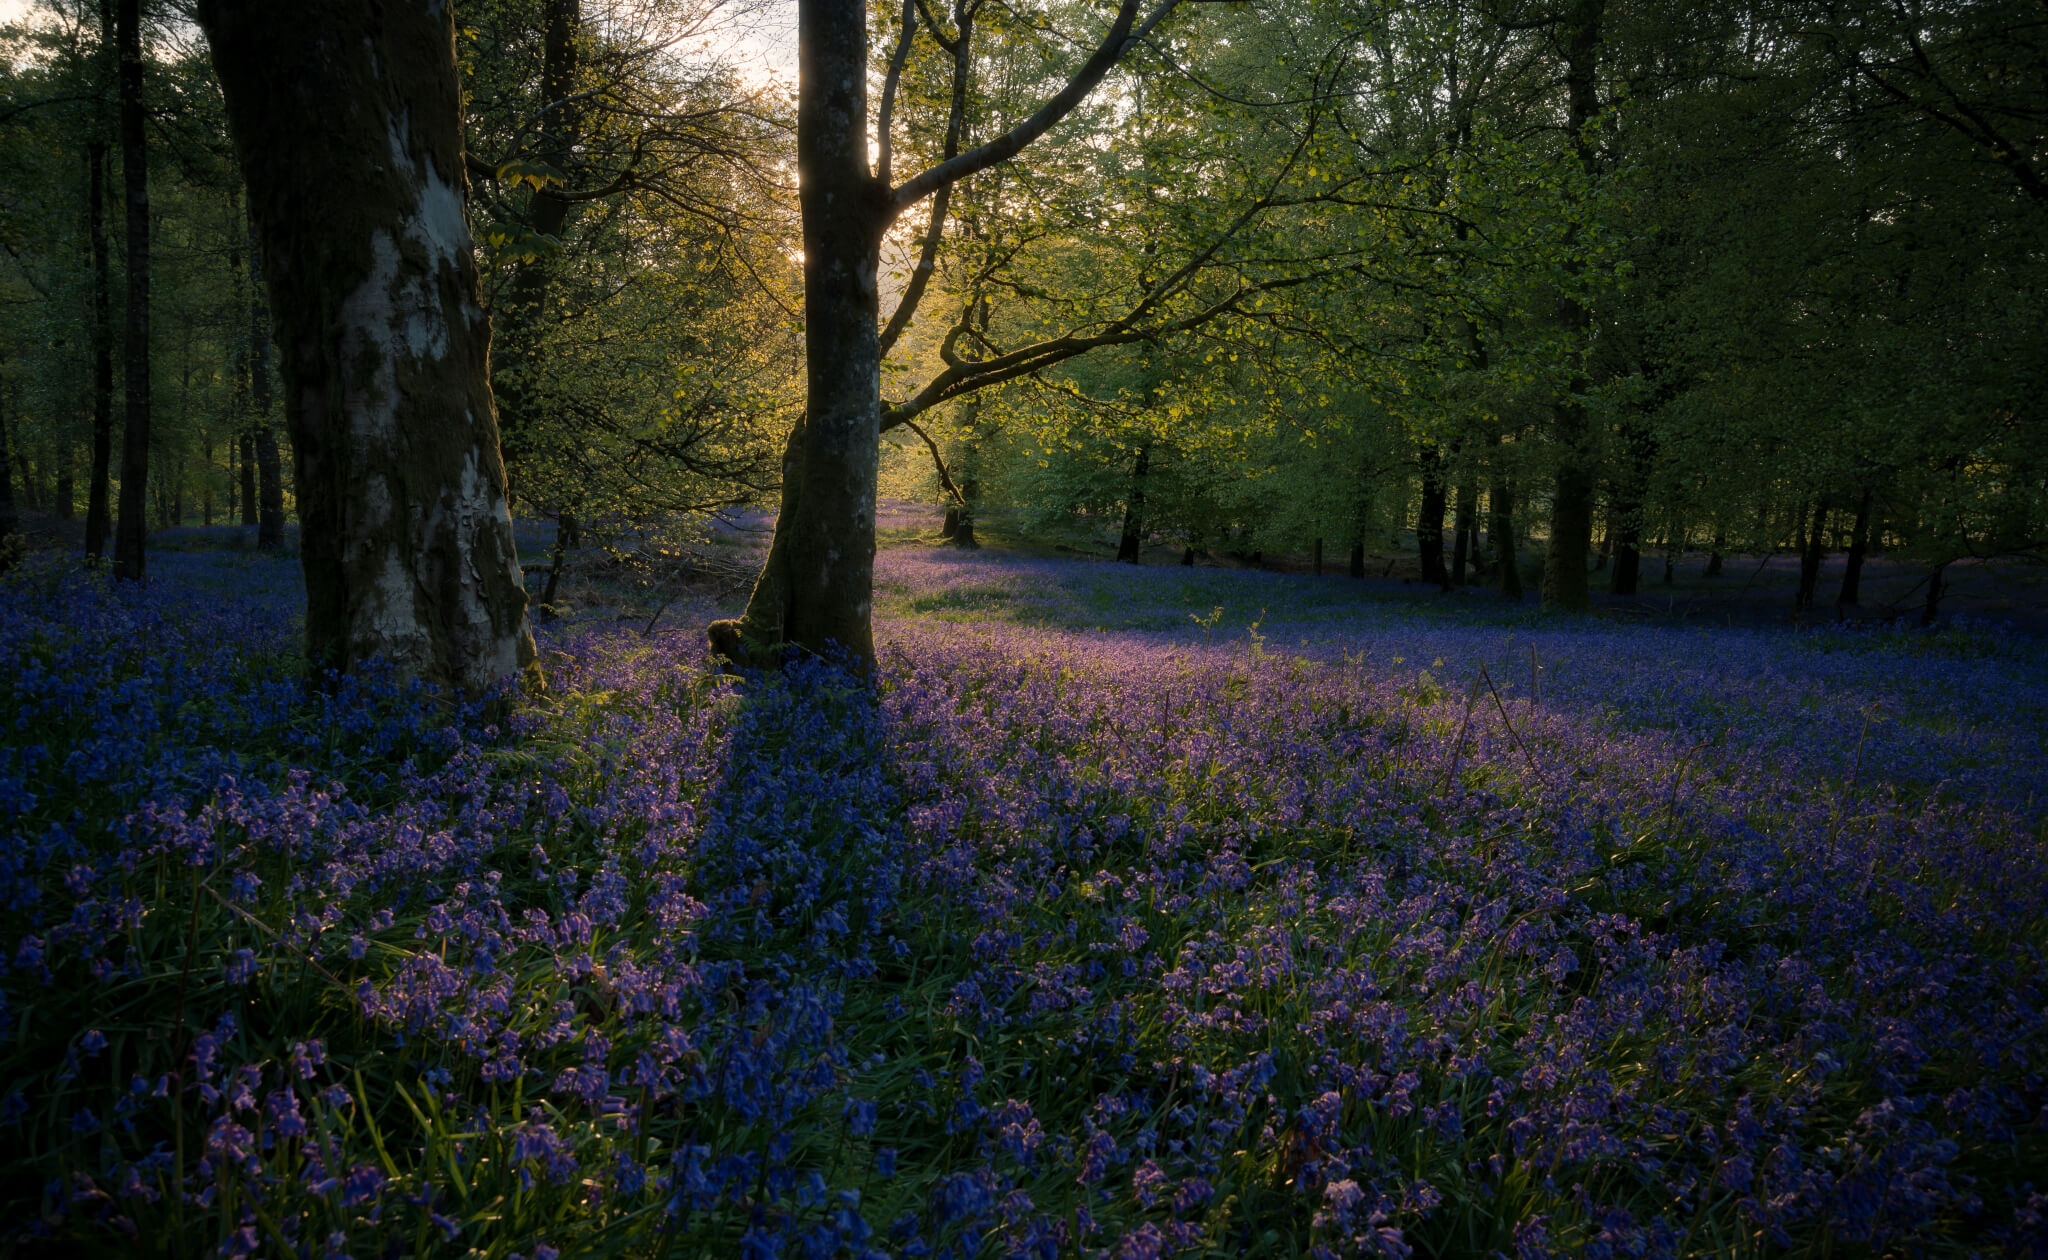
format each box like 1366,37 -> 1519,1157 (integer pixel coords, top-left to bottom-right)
710,0 -> 1205,668
108,0 -> 147,580
194,0 -> 537,690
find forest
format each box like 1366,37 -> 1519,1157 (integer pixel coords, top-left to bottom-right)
0,0 -> 2044,1255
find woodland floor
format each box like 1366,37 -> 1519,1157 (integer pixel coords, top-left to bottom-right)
1,513 -> 2045,1257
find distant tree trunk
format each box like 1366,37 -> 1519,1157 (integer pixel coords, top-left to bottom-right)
1921,559 -> 1946,627
1704,528 -> 1724,577
1540,0 -> 1604,612
85,120 -> 114,558
246,215 -> 285,550
238,432 -> 256,525
111,0 -> 150,582
950,476 -> 980,550
0,382 -> 17,539
1662,518 -> 1680,584
1313,535 -> 1323,577
202,435 -> 214,526
1593,517 -> 1610,572
1795,496 -> 1829,616
55,445 -> 74,520
539,510 -> 575,608
197,0 -> 537,690
495,0 -> 581,491
941,506 -> 959,537
1182,546 -> 1195,566
1116,445 -> 1148,563
1450,477 -> 1475,585
1491,464 -> 1522,600
1416,446 -> 1448,586
1837,487 -> 1872,608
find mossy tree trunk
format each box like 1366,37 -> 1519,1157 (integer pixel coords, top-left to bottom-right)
197,0 -> 538,692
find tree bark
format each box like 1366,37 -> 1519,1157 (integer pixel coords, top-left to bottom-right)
1488,437 -> 1522,600
1837,487 -> 1871,608
715,0 -> 886,666
1539,0 -> 1604,612
1313,535 -> 1323,577
1795,496 -> 1829,616
1416,446 -> 1447,586
1921,559 -> 1946,627
110,0 -> 150,581
0,380 -> 17,540
1116,445 -> 1148,563
1450,477 -> 1475,585
238,432 -> 256,525
197,0 -> 537,690
247,214 -> 285,551
84,63 -> 114,560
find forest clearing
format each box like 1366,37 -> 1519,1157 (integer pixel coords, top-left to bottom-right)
3,0 -> 2046,1254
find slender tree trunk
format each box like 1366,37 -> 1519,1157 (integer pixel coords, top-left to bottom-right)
495,0 -> 581,491
197,0 -> 537,690
85,91 -> 114,558
247,215 -> 285,551
1705,528 -> 1724,577
1838,487 -> 1871,607
1540,0 -> 1604,612
1182,546 -> 1195,567
1416,447 -> 1447,586
1921,559 -> 1947,627
111,0 -> 150,581
1450,477 -> 1475,585
238,432 -> 256,525
202,435 -> 214,526
0,382 -> 17,540
1313,535 -> 1323,577
714,0 -> 885,666
539,510 -> 575,608
1795,496 -> 1829,616
1662,517 -> 1680,584
1488,437 -> 1522,600
1116,445 -> 1148,563
55,445 -> 74,520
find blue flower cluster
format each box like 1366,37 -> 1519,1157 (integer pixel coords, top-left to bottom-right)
1,545 -> 2043,1258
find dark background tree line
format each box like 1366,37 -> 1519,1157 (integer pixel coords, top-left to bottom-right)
0,0 -> 2039,687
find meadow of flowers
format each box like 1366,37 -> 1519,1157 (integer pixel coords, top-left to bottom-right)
2,542 -> 2044,1258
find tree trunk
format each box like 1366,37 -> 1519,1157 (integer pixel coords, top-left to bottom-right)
197,0 -> 537,691
238,431 -> 256,525
1416,446 -> 1447,586
1488,439 -> 1522,600
1313,535 -> 1323,577
111,0 -> 150,582
1837,487 -> 1871,607
495,0 -> 581,492
1795,496 -> 1829,616
1921,559 -> 1946,627
85,112 -> 114,558
941,506 -> 959,538
55,444 -> 74,521
951,476 -> 979,549
539,510 -> 575,608
0,381 -> 17,540
1705,528 -> 1724,577
202,435 -> 214,526
1662,518 -> 1679,584
1539,0 -> 1604,612
1450,477 -> 1475,585
247,215 -> 286,551
1182,546 -> 1195,567
713,0 -> 885,667
1116,445 -> 1149,563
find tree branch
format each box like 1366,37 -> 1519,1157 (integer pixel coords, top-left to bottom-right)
875,0 -> 918,186
890,0 -> 1180,211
